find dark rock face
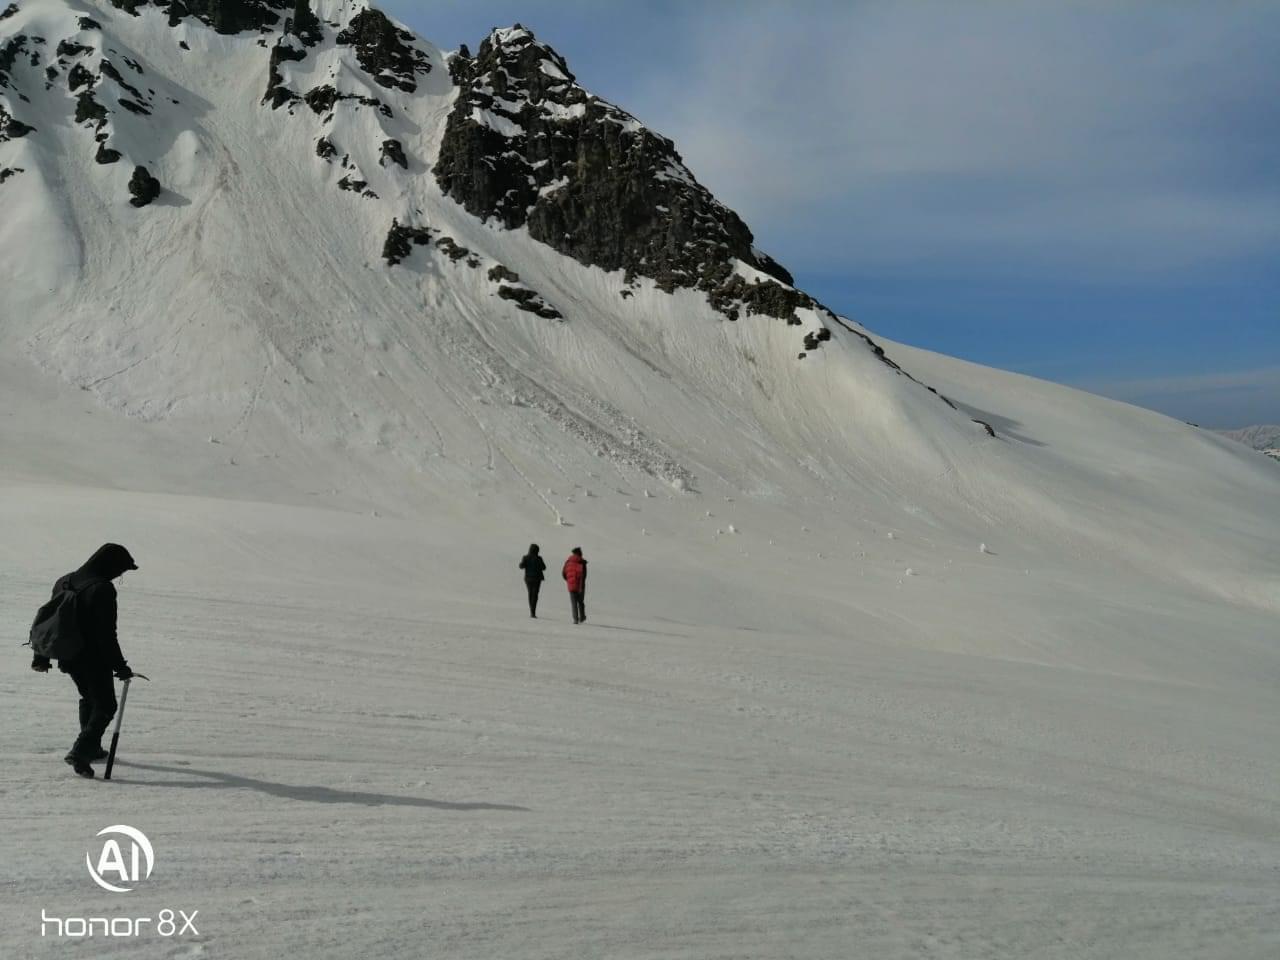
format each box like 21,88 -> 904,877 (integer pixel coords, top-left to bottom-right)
74,89 -> 107,124
431,24 -> 955,375
128,164 -> 161,207
263,37 -> 305,107
315,136 -> 336,160
0,105 -> 33,139
0,164 -> 23,183
488,264 -> 519,284
102,60 -> 145,100
382,218 -> 433,265
67,62 -> 92,90
337,174 -> 376,198
168,0 -> 289,34
0,33 -> 28,90
436,26 -> 818,328
95,141 -> 122,164
497,284 -> 562,320
434,236 -> 471,262
0,5 -> 18,23
56,39 -> 92,58
302,82 -> 337,114
288,0 -> 321,46
379,137 -> 406,169
334,9 -> 430,93
78,17 -> 102,31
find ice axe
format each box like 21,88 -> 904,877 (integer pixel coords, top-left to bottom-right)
103,673 -> 149,781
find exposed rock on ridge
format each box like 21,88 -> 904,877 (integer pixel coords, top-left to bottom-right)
436,26 -> 808,322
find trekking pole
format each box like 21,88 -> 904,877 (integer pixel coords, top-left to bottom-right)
103,674 -> 149,781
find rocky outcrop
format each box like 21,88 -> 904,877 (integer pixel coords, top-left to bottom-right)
382,218 -> 434,265
379,137 -> 406,169
435,26 -> 814,328
334,9 -> 430,93
497,284 -> 562,320
128,164 -> 161,206
106,0 -> 290,34
337,173 -> 376,199
0,104 -> 32,139
95,141 -> 121,164
0,33 -> 28,90
263,36 -> 305,108
67,61 -> 92,90
74,88 -> 107,124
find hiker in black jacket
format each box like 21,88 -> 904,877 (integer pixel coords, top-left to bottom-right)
518,544 -> 546,618
31,543 -> 138,777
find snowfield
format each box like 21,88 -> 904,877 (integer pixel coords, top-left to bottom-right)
1,2 -> 1278,958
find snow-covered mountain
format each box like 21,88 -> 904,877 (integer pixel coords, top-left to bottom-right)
1219,425 -> 1280,462
2,0 -> 1274,600
2,3 -> 1278,957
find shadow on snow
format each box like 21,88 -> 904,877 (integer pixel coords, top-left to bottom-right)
114,760 -> 530,812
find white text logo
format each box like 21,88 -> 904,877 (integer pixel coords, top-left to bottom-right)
86,825 -> 155,893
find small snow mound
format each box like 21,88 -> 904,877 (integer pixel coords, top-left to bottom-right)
671,478 -> 686,492
727,524 -> 737,534
979,542 -> 991,554
887,531 -> 895,540
905,567 -> 915,576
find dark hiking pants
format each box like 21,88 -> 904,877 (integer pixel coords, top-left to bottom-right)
570,591 -> 585,624
68,665 -> 117,759
526,579 -> 542,616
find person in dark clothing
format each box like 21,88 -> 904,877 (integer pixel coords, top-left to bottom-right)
31,543 -> 138,778
518,543 -> 546,617
562,547 -> 587,624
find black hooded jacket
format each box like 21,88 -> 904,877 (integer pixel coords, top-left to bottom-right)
519,547 -> 546,582
54,543 -> 136,672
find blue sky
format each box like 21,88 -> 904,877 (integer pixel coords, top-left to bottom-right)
382,1 -> 1280,427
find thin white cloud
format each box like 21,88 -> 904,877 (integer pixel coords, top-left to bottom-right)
1076,366 -> 1280,427
626,1 -> 1280,275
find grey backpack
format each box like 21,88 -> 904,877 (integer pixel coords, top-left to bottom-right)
28,579 -> 101,661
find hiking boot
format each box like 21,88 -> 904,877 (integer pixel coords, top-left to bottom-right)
64,753 -> 95,778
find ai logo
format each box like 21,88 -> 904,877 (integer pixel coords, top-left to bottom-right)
86,825 -> 155,893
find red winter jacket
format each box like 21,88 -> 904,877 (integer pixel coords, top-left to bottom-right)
562,554 -> 587,592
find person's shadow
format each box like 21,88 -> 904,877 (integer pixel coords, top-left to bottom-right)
115,760 -> 529,812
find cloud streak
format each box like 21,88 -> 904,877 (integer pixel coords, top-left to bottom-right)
625,1 -> 1280,276
1076,366 -> 1280,427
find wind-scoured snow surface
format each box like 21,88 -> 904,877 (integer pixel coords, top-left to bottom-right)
2,2 -> 1279,958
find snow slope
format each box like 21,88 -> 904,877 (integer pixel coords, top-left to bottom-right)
1220,425 -> 1280,462
1,2 -> 1278,957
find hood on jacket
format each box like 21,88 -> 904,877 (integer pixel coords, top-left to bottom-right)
527,544 -> 540,556
77,543 -> 139,581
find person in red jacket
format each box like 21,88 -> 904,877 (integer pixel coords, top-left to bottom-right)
562,547 -> 588,624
